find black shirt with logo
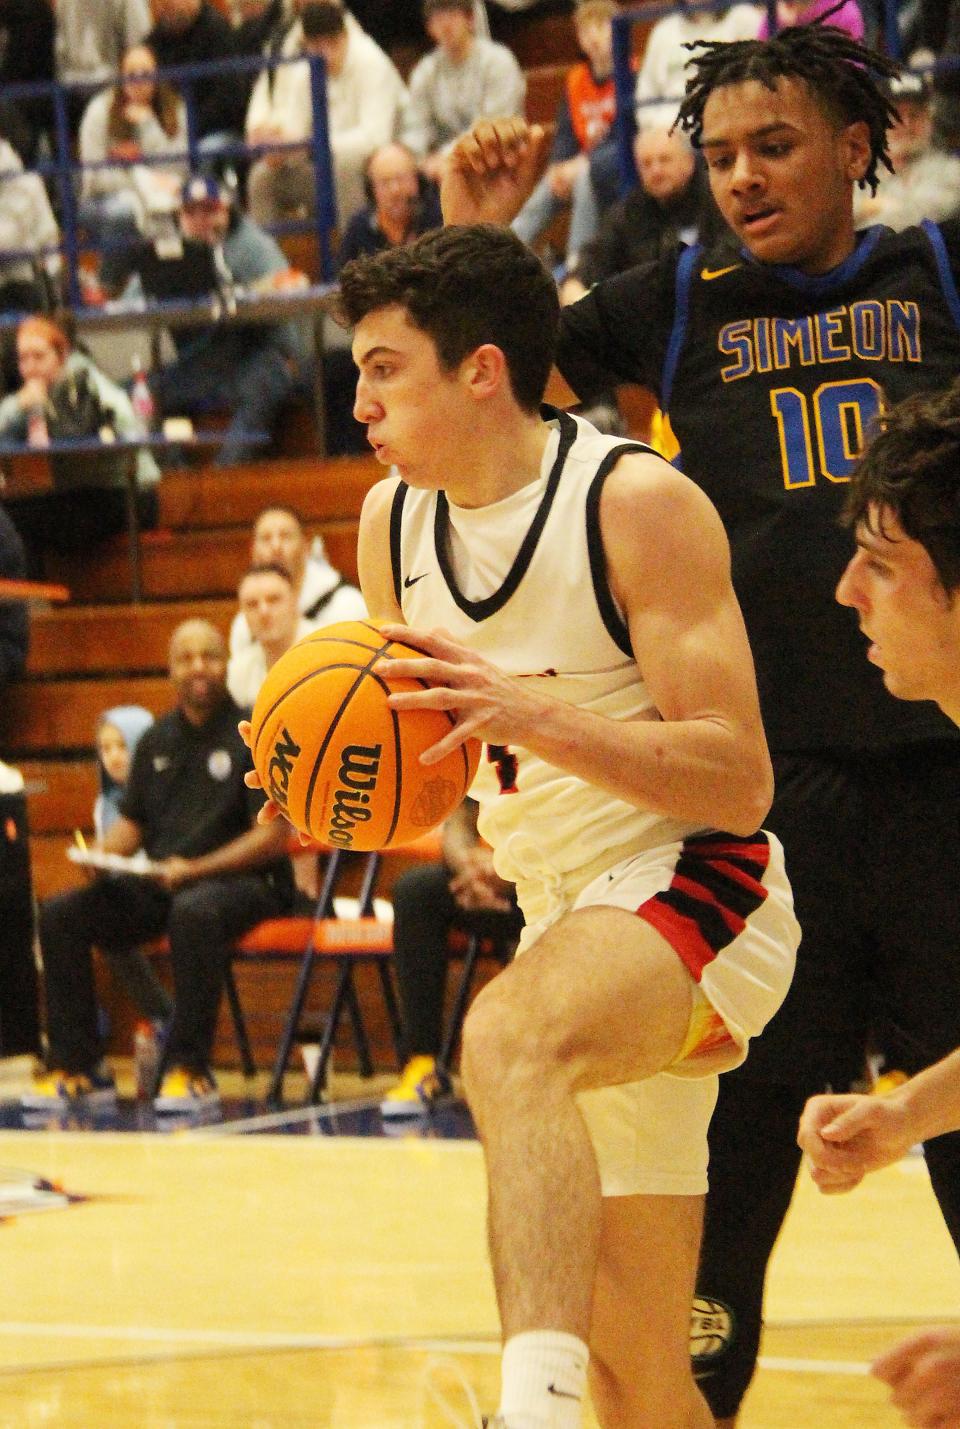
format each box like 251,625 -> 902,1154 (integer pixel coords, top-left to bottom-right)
556,220 -> 960,754
120,697 -> 273,865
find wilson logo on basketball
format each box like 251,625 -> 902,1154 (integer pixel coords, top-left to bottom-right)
327,743 -> 383,846
267,727 -> 302,808
411,779 -> 458,827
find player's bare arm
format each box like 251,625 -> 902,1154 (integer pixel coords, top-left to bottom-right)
441,117 -> 550,227
381,452 -> 773,837
357,476 -> 404,622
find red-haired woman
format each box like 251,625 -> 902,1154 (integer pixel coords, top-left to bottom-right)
0,314 -> 159,570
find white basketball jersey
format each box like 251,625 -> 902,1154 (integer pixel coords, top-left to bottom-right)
391,409 -> 708,915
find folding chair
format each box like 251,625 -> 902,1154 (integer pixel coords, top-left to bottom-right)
437,926 -> 518,1079
141,847 -> 403,1102
265,846 -> 404,1106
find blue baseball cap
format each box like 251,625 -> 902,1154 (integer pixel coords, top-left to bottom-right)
180,174 -> 227,208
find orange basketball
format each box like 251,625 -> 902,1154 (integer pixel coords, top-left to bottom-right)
249,620 -> 481,851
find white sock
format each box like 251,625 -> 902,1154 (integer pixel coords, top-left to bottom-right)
498,1329 -> 589,1428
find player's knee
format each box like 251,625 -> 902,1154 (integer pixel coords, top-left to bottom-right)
461,976 -> 573,1108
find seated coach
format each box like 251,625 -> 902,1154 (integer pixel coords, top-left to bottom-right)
23,619 -> 293,1115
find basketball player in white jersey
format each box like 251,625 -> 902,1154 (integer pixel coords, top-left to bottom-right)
259,225 -> 800,1429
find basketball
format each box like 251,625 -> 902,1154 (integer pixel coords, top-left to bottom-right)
249,620 -> 482,850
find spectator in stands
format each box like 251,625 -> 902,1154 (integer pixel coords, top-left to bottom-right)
55,0 -> 152,133
511,0 -> 617,267
0,503 -> 28,693
22,618 -> 294,1115
245,0 -> 409,228
561,125 -> 728,297
0,0 -> 55,164
634,1 -> 761,131
231,0 -> 292,110
227,561 -> 311,707
855,71 -> 960,231
327,141 -> 442,454
78,43 -> 188,293
0,127 -> 60,319
338,142 -> 442,266
403,0 -> 525,183
229,504 -> 366,659
381,798 -> 523,1118
93,704 -> 175,1024
758,0 -> 864,39
0,315 -> 159,574
147,0 -> 247,160
133,174 -> 306,467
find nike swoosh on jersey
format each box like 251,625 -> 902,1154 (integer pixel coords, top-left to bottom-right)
701,264 -> 742,281
547,1384 -> 582,1401
403,572 -> 429,587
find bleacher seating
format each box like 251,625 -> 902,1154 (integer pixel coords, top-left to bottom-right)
0,0 -> 659,1078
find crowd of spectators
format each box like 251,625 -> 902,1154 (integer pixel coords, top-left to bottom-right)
6,0 -> 960,1120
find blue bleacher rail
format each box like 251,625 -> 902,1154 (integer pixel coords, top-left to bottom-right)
0,49 -> 339,303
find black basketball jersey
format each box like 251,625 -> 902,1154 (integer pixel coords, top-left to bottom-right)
557,221 -> 960,753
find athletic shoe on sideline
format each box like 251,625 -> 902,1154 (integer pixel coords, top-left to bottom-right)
21,1065 -> 117,1110
380,1055 -> 452,1119
153,1067 -> 220,1114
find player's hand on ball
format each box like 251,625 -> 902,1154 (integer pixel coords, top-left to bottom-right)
239,718 -> 308,838
376,623 -> 538,759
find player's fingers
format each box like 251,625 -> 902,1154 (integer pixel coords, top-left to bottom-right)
379,624 -> 468,662
244,768 -> 265,789
820,1098 -> 880,1141
470,116 -> 531,169
382,659 -> 480,691
874,1333 -> 945,1386
256,799 -> 283,824
238,719 -> 252,748
809,1165 -> 863,1193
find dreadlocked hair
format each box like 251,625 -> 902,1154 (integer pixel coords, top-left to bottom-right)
676,24 -> 901,194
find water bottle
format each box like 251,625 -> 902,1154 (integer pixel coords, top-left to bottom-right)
130,357 -> 155,434
134,1019 -> 161,1098
26,406 -> 49,448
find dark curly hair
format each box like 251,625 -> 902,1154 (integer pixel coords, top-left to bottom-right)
676,24 -> 902,194
844,379 -> 960,593
333,225 -> 560,413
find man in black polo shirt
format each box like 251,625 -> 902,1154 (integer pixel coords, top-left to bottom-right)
23,618 -> 292,1115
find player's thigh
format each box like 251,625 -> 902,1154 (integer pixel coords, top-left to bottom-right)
470,903 -> 696,1089
590,1190 -> 707,1429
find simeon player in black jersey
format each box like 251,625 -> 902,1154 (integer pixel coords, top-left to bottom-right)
441,25 -> 960,1428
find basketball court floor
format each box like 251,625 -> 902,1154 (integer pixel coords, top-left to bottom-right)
1,1063 -> 958,1428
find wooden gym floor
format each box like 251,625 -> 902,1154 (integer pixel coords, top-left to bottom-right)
1,1068 -> 958,1428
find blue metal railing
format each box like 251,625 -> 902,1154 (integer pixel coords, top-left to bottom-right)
0,48 -> 339,302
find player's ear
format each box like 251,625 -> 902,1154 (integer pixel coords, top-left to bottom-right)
463,342 -> 507,401
840,119 -> 871,184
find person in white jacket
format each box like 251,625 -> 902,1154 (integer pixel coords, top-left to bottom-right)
78,43 -> 188,290
0,138 -> 60,313
245,0 -> 408,227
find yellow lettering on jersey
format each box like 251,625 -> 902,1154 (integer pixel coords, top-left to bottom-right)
815,309 -> 851,364
718,303 -> 922,384
888,301 -> 922,361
